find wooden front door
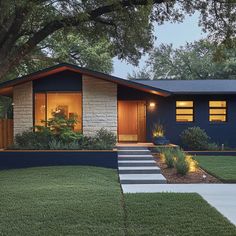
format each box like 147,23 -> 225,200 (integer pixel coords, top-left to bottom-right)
118,101 -> 146,142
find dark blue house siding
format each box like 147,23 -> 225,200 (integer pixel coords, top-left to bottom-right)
155,95 -> 236,148
118,85 -> 236,147
33,70 -> 82,92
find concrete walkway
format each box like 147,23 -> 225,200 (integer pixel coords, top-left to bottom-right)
118,146 -> 166,185
123,183 -> 236,226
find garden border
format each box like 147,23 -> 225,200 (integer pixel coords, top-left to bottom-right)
186,151 -> 236,156
0,150 -> 118,170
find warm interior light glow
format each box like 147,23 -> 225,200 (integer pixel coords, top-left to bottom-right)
209,100 -> 227,122
176,101 -> 194,122
149,102 -> 156,108
35,92 -> 82,131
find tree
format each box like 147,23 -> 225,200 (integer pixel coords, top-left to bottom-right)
130,40 -> 236,80
0,0 -> 235,81
4,32 -> 114,82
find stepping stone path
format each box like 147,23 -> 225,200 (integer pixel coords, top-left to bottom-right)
118,146 -> 166,187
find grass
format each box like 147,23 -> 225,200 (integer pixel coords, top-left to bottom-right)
125,193 -> 236,236
0,166 -> 124,236
194,155 -> 236,182
0,166 -> 236,236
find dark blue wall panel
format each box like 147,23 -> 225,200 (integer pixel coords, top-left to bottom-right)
0,151 -> 118,170
33,70 -> 82,92
118,85 -> 236,147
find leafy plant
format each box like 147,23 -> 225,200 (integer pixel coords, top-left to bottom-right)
48,140 -> 81,150
207,142 -> 220,151
11,106 -> 116,150
12,128 -> 53,150
185,155 -> 199,172
152,122 -> 165,137
175,149 -> 189,176
93,128 -> 116,150
162,148 -> 175,168
180,127 -> 210,150
45,107 -> 78,134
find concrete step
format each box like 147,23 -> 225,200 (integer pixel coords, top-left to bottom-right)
119,173 -> 167,184
122,184 -> 167,193
119,168 -> 161,174
118,154 -> 153,158
118,162 -> 157,167
120,179 -> 167,184
117,147 -> 149,150
119,166 -> 160,170
118,156 -> 154,161
118,151 -> 151,155
118,160 -> 156,163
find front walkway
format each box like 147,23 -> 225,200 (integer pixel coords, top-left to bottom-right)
123,183 -> 236,226
117,146 -> 166,185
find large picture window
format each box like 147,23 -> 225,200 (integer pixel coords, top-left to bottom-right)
35,92 -> 82,131
176,101 -> 194,122
209,101 -> 227,122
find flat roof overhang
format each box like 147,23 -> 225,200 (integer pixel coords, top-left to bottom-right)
0,63 -> 171,97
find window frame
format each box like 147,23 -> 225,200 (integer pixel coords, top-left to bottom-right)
34,91 -> 83,131
175,100 -> 194,123
209,100 -> 227,123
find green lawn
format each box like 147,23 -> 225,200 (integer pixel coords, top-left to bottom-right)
0,166 -> 236,236
194,155 -> 236,182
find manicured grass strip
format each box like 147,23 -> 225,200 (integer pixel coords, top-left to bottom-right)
194,156 -> 236,182
1,166 -> 236,236
125,193 -> 236,236
0,166 -> 124,236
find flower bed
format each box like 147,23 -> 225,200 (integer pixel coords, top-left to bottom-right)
154,154 -> 220,183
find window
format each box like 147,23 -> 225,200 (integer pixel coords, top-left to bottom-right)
35,93 -> 46,127
176,101 -> 194,122
35,93 -> 82,131
209,101 -> 227,122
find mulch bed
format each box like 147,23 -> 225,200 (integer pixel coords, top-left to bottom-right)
154,154 -> 221,184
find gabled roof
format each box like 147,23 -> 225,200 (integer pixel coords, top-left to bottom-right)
133,79 -> 236,95
1,63 -> 236,97
0,63 -> 170,97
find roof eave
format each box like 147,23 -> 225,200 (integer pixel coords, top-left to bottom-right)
0,63 -> 171,97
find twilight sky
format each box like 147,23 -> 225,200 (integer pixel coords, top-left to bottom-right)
112,13 -> 206,78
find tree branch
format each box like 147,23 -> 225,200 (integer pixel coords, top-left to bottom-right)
0,0 -> 170,80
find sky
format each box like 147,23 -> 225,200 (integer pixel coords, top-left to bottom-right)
112,13 -> 206,78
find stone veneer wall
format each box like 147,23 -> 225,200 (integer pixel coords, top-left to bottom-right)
13,82 -> 33,136
82,75 -> 117,136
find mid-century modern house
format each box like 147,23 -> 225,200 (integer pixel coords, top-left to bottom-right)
0,63 -> 236,147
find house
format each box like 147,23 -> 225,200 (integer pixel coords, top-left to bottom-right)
0,63 -> 236,147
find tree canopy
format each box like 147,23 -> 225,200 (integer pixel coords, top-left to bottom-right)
4,32 -> 114,82
0,0 -> 235,81
129,40 -> 236,80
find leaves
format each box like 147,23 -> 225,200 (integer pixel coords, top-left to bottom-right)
0,1 -> 235,81
130,40 -> 236,80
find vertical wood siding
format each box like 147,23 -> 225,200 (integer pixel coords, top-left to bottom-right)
0,119 -> 13,149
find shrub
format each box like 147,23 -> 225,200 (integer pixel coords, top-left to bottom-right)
185,155 -> 199,172
92,128 -> 116,150
180,127 -> 210,150
162,148 -> 175,168
49,140 -> 81,150
207,142 -> 220,151
59,129 -> 83,143
45,109 -> 78,134
12,128 -> 53,150
175,149 -> 189,175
